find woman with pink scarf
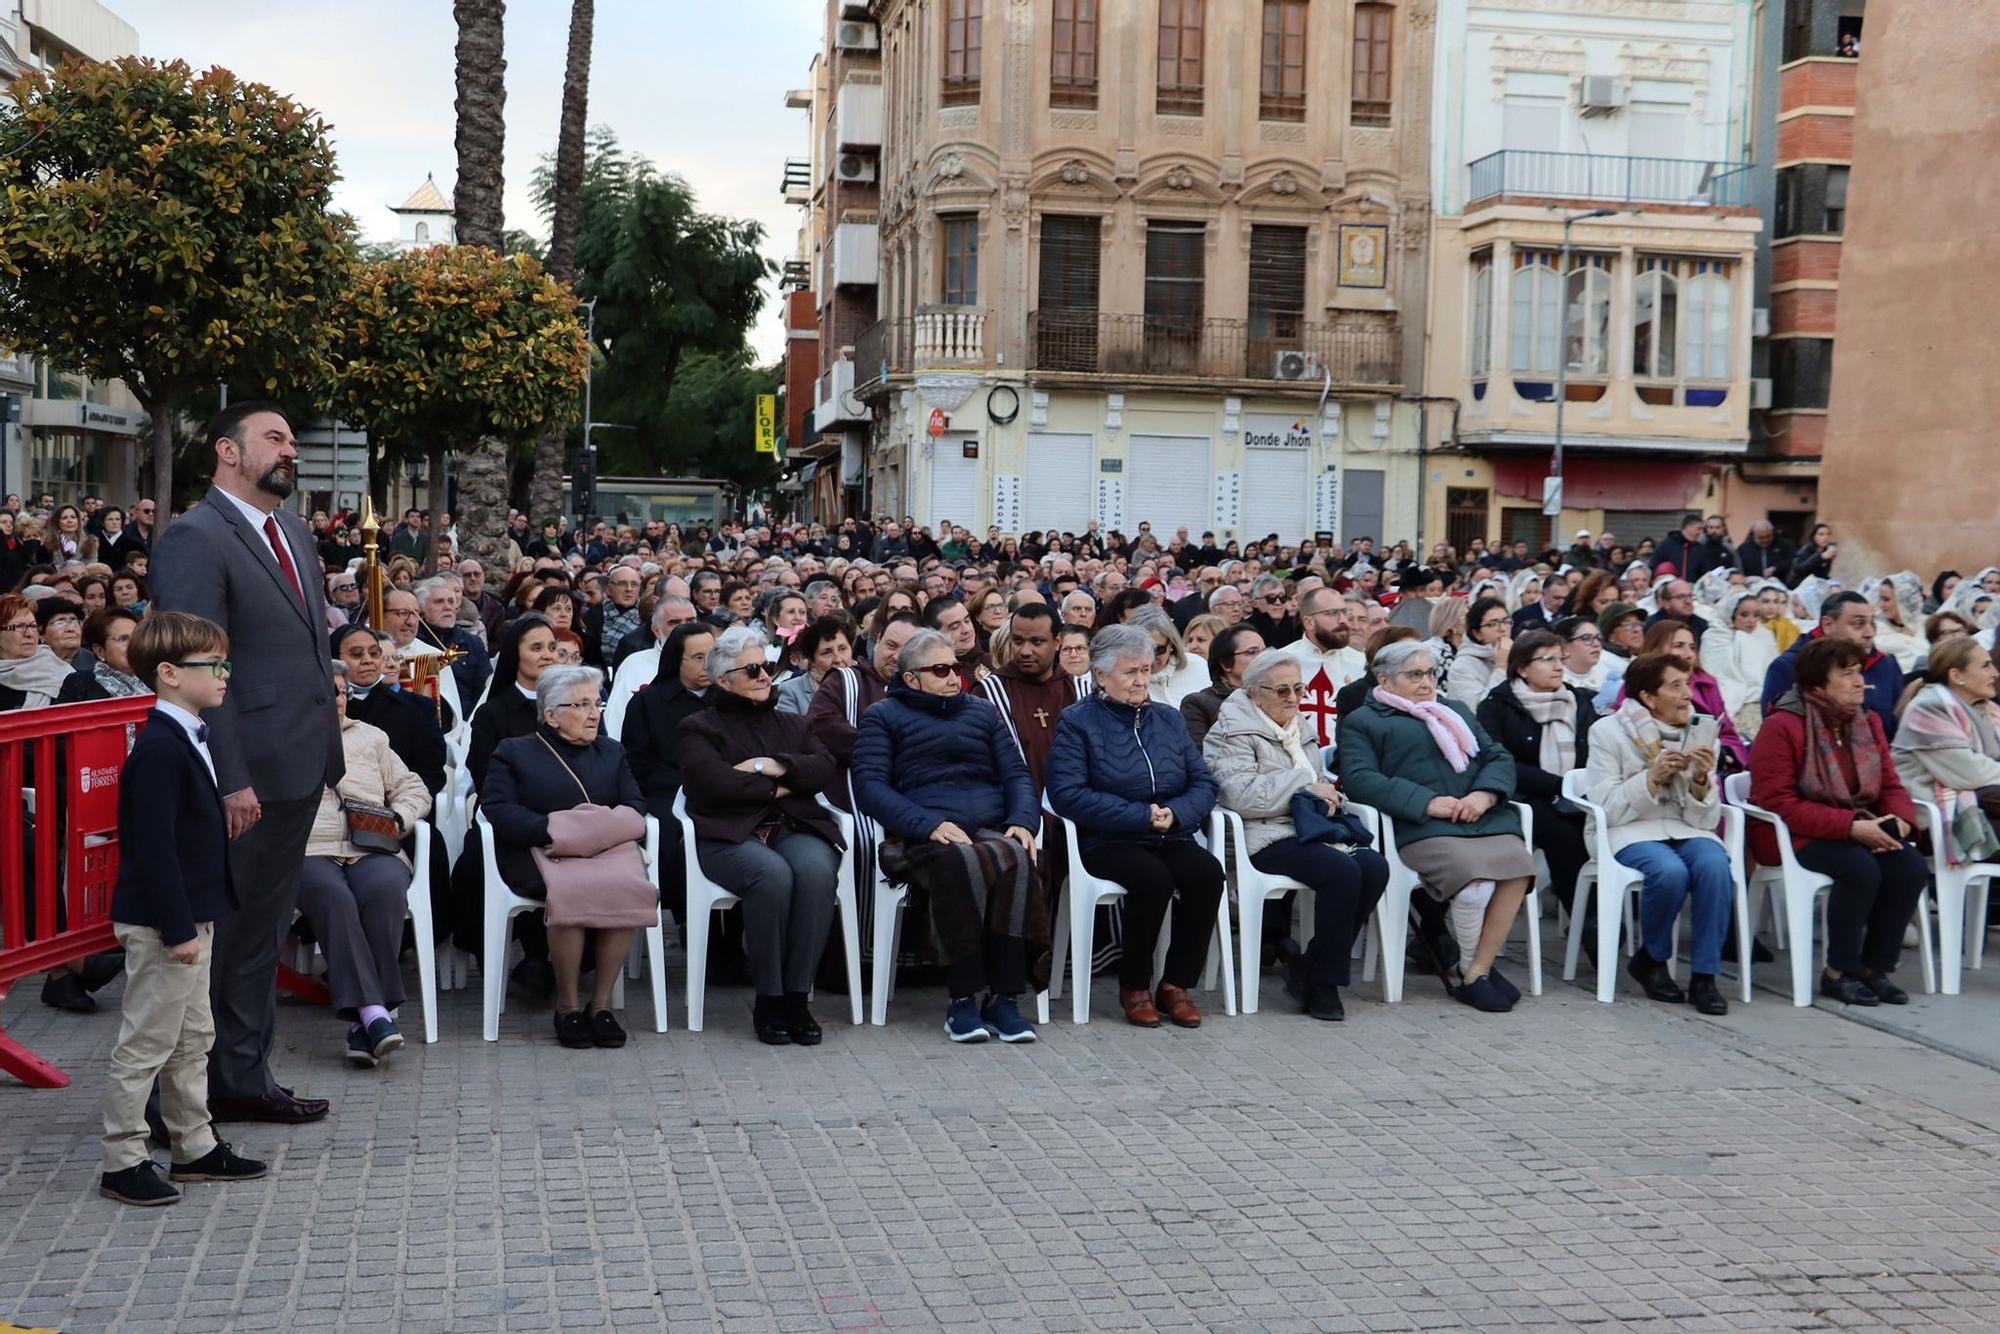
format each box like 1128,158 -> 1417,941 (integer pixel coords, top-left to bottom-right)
1337,638 -> 1536,1013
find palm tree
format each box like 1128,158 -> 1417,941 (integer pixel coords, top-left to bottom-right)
451,0 -> 510,573
529,0 -> 594,526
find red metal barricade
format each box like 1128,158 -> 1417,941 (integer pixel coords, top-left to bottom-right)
0,696 -> 155,1088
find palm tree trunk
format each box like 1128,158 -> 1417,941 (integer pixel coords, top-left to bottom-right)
453,0 -> 511,573
529,0 -> 593,527
451,0 -> 507,252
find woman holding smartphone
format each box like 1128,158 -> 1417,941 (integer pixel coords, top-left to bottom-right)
1585,653 -> 1733,1014
1750,637 -> 1925,1007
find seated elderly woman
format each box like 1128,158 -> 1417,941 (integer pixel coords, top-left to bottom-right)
678,626 -> 846,1046
55,608 -> 147,701
852,628 -> 1045,1044
1048,623 -> 1225,1029
1632,619 -> 1750,771
1476,630 -> 1597,950
1205,648 -> 1389,1022
1892,638 -> 2000,865
483,664 -> 653,1049
1584,652 -> 1732,1015
1338,638 -> 1536,1013
301,659 -> 435,1064
1751,636 -> 1925,1007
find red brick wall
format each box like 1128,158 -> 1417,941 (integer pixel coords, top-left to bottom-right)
1771,288 -> 1841,337
1772,239 -> 1843,285
1780,59 -> 1858,114
1765,410 -> 1827,460
783,289 -> 818,452
1778,113 -> 1854,162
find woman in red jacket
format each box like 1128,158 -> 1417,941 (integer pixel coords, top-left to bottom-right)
1749,636 -> 1926,1006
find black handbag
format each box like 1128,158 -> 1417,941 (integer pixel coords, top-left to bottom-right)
1288,790 -> 1373,848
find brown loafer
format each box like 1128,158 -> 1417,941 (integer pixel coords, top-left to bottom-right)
1154,984 -> 1202,1028
1118,988 -> 1161,1027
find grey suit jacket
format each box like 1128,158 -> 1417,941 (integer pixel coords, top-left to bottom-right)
151,487 -> 344,802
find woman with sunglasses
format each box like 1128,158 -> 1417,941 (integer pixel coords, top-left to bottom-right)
678,627 -> 846,1046
852,628 -> 1045,1043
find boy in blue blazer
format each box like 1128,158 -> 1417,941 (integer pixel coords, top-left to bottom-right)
99,612 -> 269,1207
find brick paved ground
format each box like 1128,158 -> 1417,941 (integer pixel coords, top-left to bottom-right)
4,949 -> 2000,1333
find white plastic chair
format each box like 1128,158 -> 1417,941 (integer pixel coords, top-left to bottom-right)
403,819 -> 442,1042
1909,796 -> 1996,995
670,790 -> 863,1032
1558,770 -> 1751,1004
1210,806 -> 1399,1013
1342,802 -> 1412,1003
862,811 -> 1052,1028
475,803 -> 670,1041
1724,771 -> 1934,1004
1044,800 -> 1237,1024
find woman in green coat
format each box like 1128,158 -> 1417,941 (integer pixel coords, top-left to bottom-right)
1337,638 -> 1536,1012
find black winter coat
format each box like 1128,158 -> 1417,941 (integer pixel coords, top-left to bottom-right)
622,681 -> 711,818
469,684 -> 539,794
1475,681 -> 1598,802
482,726 -> 645,894
678,691 -> 842,847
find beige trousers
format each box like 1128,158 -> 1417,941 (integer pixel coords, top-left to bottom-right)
101,922 -> 219,1172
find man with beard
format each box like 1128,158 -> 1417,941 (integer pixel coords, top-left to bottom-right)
1279,587 -> 1366,749
152,401 -> 344,1126
977,602 -> 1090,790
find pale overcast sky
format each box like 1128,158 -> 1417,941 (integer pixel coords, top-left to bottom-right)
110,0 -> 822,360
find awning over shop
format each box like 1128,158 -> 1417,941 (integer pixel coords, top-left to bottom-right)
1492,456 -> 1706,511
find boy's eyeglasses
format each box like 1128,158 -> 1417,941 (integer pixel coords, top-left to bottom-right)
173,658 -> 234,678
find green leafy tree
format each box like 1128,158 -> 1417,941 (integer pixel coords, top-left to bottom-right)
0,58 -> 356,510
329,246 -> 589,573
532,128 -> 773,485
629,351 -> 782,489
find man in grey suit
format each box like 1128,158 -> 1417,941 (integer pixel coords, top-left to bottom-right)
151,401 -> 344,1124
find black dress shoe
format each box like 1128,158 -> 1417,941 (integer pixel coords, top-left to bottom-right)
1820,972 -> 1879,1007
170,1141 -> 268,1183
784,993 -> 822,1046
590,1010 -> 628,1048
1687,973 -> 1729,1016
1626,950 -> 1685,1004
100,1161 -> 179,1207
1455,973 -> 1514,1013
1306,985 -> 1345,1022
752,996 -> 791,1046
211,1090 -> 329,1123
554,1009 -> 594,1049
41,970 -> 95,1013
1858,972 -> 1909,1005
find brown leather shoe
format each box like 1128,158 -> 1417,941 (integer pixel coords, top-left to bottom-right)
1118,988 -> 1162,1027
1154,984 -> 1202,1028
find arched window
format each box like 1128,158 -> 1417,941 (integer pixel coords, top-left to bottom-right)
1509,249 -> 1559,374
1563,253 -> 1610,375
1469,251 -> 1493,377
414,221 -> 429,243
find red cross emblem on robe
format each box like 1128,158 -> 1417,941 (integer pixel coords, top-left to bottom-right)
1299,665 -> 1340,748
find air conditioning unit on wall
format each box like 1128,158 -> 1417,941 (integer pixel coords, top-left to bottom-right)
1272,350 -> 1324,381
835,154 -> 876,185
836,20 -> 880,53
1580,76 -> 1627,116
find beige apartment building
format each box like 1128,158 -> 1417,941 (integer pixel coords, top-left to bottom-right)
846,0 -> 1435,548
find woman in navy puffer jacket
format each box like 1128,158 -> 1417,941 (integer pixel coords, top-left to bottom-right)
852,630 -> 1048,1043
1047,624 -> 1225,1029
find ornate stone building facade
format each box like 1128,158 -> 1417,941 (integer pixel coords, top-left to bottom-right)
1421,0 -> 1774,555
851,0 -> 1434,546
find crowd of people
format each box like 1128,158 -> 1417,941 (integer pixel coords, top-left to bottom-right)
7,409 -> 1998,1204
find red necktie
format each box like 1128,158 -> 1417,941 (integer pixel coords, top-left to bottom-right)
264,514 -> 304,602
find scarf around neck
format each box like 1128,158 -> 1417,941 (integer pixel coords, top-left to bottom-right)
1243,692 -> 1317,779
1776,687 -> 1881,810
0,646 -> 75,708
1511,679 -> 1576,775
1371,686 -> 1475,773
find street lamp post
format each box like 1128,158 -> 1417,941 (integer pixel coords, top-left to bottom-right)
1548,207 -> 1617,523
